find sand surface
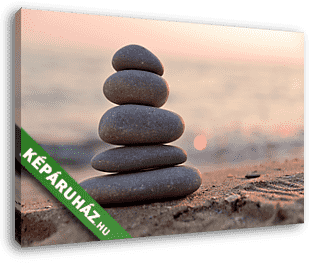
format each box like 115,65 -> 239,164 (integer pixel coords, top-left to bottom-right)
15,158 -> 304,247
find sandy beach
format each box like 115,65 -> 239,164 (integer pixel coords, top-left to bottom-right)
15,158 -> 304,247
16,10 -> 304,248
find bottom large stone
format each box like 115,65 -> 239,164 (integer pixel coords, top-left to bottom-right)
79,166 -> 202,205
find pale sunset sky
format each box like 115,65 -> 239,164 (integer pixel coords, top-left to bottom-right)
19,8 -> 304,150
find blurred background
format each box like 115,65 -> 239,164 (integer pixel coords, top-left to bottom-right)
19,9 -> 304,181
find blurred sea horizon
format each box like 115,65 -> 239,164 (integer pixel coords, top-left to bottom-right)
21,45 -> 303,143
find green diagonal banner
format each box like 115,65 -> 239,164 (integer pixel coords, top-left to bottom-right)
20,127 -> 132,241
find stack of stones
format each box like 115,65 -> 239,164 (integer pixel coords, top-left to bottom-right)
80,44 -> 202,205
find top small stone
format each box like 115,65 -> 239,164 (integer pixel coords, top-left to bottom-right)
112,44 -> 164,76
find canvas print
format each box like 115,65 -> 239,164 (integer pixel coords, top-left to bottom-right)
15,8 -> 304,247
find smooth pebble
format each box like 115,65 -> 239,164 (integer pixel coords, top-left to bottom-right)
245,174 -> 261,179
112,44 -> 164,76
80,166 -> 202,205
98,104 -> 185,145
103,70 -> 169,107
91,145 -> 187,172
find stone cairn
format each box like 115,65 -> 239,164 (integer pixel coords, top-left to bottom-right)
80,44 -> 202,205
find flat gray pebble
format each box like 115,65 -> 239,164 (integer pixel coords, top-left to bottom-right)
112,44 -> 164,76
79,166 -> 202,205
245,174 -> 261,179
91,145 -> 187,172
103,70 -> 169,107
98,104 -> 185,145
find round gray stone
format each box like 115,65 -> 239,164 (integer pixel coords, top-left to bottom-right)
112,44 -> 164,76
91,145 -> 187,172
79,166 -> 202,205
103,70 -> 169,107
98,105 -> 185,145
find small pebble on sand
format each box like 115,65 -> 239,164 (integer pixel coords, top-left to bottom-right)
245,173 -> 261,179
